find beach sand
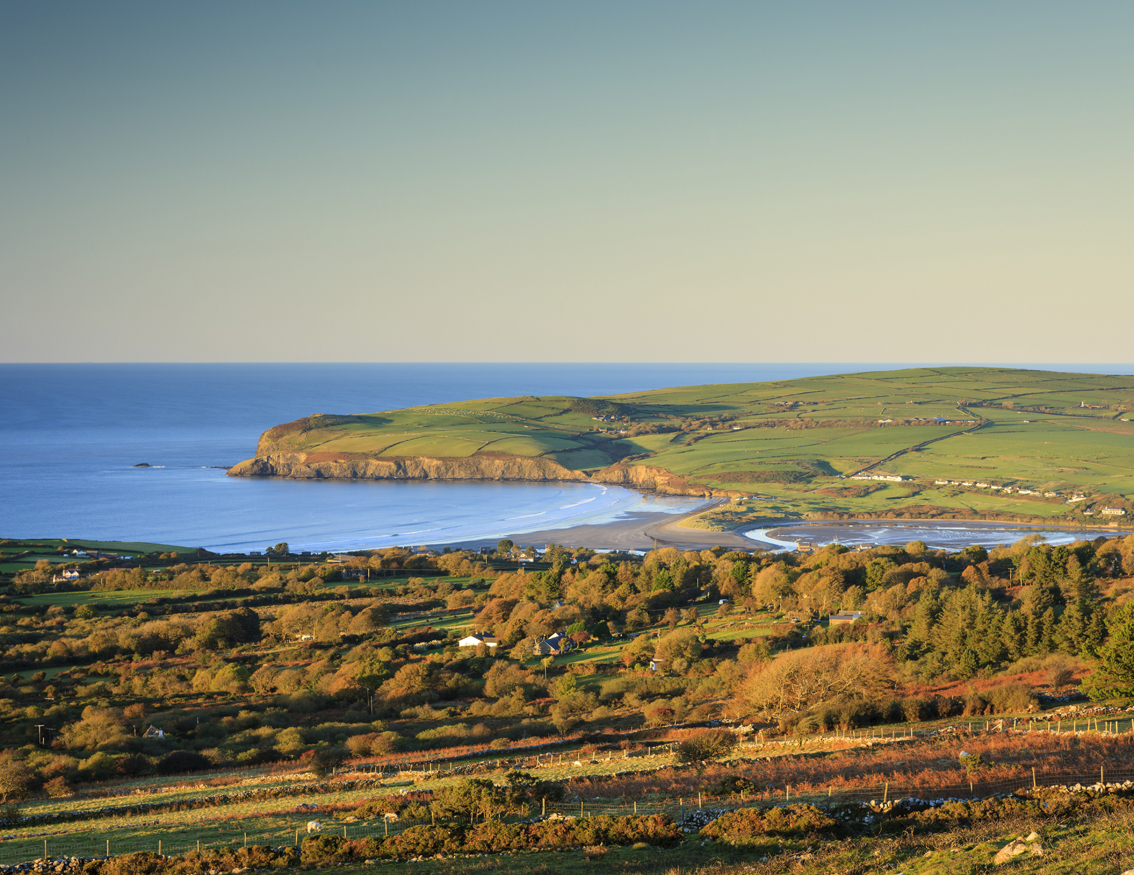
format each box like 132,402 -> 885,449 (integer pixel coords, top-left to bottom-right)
450,500 -> 756,552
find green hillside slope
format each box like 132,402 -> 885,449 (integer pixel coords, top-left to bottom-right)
228,367 -> 1134,524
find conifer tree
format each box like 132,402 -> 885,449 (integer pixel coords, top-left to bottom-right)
1084,603 -> 1134,699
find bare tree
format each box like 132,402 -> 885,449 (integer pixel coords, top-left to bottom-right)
734,642 -> 894,720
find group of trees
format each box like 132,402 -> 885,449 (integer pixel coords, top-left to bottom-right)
2,531 -> 1134,800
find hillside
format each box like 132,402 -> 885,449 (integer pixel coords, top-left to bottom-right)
228,367 -> 1134,523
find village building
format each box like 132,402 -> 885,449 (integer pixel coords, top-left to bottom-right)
533,632 -> 574,657
458,633 -> 499,650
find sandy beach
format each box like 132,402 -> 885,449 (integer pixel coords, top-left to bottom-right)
451,499 -> 757,552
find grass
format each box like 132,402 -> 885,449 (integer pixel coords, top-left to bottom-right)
15,589 -> 187,607
9,712 -> 1134,870
235,367 -> 1134,526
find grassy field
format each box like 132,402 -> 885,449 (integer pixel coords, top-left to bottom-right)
232,368 -> 1134,525
9,717 -> 1134,870
15,588 -> 189,607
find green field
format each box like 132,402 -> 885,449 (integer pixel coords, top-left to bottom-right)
232,368 -> 1134,525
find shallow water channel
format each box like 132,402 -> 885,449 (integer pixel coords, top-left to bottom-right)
744,519 -> 1130,551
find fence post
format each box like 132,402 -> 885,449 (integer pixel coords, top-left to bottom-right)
107,840 -> 110,858
883,782 -> 888,805
158,840 -> 161,856
43,840 -> 47,862
698,793 -> 702,809
1032,768 -> 1036,790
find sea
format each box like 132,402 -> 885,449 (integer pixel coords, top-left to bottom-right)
2,363 -> 1131,554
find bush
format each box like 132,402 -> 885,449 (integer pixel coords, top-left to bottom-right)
528,814 -> 681,849
300,835 -> 351,866
156,750 -> 212,775
381,825 -> 462,858
105,853 -> 165,875
900,696 -> 929,722
700,805 -> 838,844
984,682 -> 1038,713
462,821 -> 527,853
676,728 -> 740,763
706,774 -> 760,797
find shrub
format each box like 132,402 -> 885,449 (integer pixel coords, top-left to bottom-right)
963,690 -> 989,716
381,825 -> 462,858
105,853 -> 165,875
700,805 -> 838,844
44,776 -> 73,797
676,728 -> 740,763
156,750 -> 211,775
300,835 -> 350,866
462,821 -> 526,853
706,774 -> 760,797
529,814 -> 681,849
900,696 -> 929,722
958,751 -> 985,774
984,682 -> 1037,713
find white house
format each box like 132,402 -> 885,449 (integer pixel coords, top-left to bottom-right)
458,633 -> 498,650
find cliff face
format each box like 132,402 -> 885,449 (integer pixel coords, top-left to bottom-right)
589,463 -> 715,497
227,453 -> 719,497
227,452 -> 589,483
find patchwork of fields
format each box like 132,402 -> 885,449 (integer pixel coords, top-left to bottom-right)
231,368 -> 1134,524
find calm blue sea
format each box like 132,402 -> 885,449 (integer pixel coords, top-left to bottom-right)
2,363 -> 1131,553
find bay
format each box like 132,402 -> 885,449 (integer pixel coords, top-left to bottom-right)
3,363 -> 1131,553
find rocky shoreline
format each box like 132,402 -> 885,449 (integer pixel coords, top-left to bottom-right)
227,453 -> 725,499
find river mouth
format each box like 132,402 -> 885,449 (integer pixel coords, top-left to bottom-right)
744,519 -> 1131,551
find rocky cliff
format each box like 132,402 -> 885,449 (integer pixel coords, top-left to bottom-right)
227,452 -> 587,483
227,453 -> 719,497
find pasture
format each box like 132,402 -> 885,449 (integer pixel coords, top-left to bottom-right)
235,368 -> 1134,525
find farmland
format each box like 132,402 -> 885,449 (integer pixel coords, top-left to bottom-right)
228,367 -> 1134,526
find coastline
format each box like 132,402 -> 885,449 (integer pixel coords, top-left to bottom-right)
444,498 -> 757,552
442,510 -> 1134,555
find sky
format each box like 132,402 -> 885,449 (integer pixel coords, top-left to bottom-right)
2,2 -> 1132,363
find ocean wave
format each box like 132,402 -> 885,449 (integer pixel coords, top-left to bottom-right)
559,496 -> 597,510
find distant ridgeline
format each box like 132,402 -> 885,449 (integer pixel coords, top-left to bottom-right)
228,367 -> 1134,524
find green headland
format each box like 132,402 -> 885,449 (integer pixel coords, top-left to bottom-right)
229,367 -> 1134,528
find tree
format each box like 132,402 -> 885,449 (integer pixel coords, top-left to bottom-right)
267,542 -> 290,555
735,642 -> 894,720
0,753 -> 33,804
1084,603 -> 1134,699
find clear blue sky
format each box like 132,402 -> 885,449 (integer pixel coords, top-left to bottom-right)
2,1 -> 1131,362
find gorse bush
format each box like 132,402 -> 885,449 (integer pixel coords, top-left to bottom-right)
700,805 -> 839,844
